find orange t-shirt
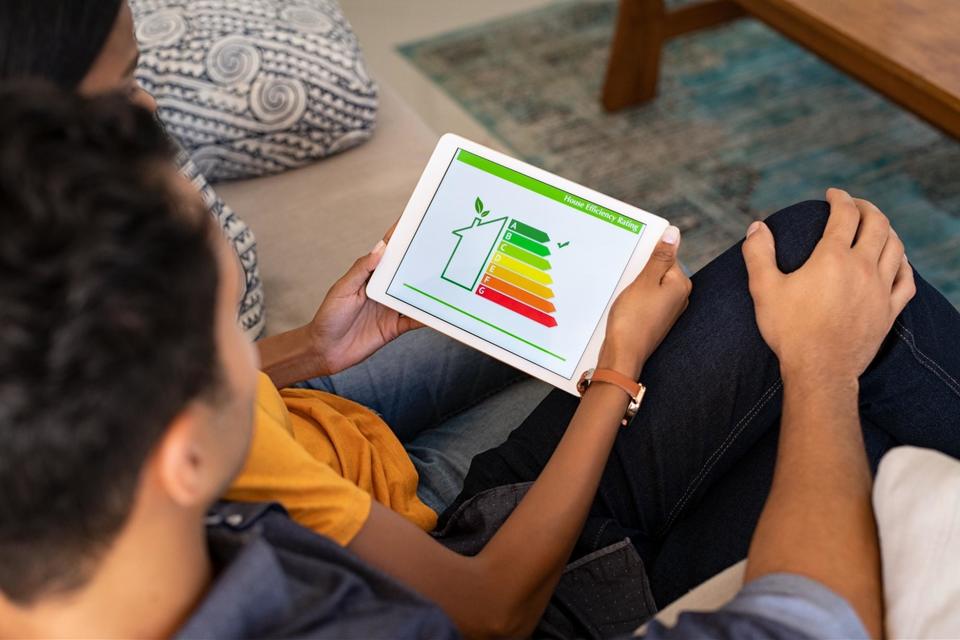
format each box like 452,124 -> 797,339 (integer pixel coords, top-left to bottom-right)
225,373 -> 438,545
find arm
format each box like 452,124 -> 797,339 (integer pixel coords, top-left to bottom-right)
257,239 -> 421,388
350,228 -> 690,639
746,375 -> 880,632
256,324 -> 324,389
740,189 -> 917,638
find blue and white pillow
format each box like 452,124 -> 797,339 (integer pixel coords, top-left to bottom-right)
178,151 -> 266,340
131,0 -> 379,182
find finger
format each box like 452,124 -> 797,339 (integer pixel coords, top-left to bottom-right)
852,197 -> 891,261
643,225 -> 681,281
741,220 -> 782,292
890,255 -> 916,315
823,188 -> 861,247
382,218 -> 400,244
878,226 -> 905,286
332,241 -> 385,295
661,263 -> 692,294
397,316 -> 425,334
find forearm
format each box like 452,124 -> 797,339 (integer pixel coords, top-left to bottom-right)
474,381 -> 629,635
256,325 -> 326,388
745,372 -> 882,637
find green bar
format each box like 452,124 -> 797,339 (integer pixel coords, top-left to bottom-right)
457,149 -> 644,235
509,220 -> 549,243
403,284 -> 565,361
498,242 -> 551,271
504,230 -> 550,256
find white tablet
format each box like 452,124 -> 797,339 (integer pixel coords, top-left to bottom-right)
367,134 -> 669,395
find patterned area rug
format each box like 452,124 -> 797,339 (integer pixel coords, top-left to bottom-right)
399,0 -> 960,306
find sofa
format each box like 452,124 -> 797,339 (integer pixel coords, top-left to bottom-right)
215,79 -> 959,637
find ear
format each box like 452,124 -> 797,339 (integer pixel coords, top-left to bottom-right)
153,406 -> 216,508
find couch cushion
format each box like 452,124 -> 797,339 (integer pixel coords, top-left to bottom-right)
131,0 -> 378,182
874,446 -> 960,638
215,82 -> 437,335
639,560 -> 745,633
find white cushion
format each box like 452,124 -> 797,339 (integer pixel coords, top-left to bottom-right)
874,446 -> 960,638
643,560 -> 746,632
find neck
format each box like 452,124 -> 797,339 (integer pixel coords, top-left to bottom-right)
1,499 -> 212,639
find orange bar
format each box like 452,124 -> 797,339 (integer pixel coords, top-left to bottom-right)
486,263 -> 554,300
481,274 -> 556,313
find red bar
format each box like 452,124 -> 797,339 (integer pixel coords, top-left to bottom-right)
476,284 -> 558,328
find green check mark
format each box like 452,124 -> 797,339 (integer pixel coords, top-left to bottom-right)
557,241 -> 570,249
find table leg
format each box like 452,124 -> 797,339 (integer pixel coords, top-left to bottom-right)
602,0 -> 667,111
602,0 -> 747,112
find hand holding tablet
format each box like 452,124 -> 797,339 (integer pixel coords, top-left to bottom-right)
367,134 -> 674,395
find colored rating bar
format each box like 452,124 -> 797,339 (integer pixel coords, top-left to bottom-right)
476,284 -> 558,328
486,264 -> 554,300
508,220 -> 550,243
475,218 -> 560,329
492,252 -> 552,284
481,274 -> 556,313
503,230 -> 550,256
498,241 -> 551,271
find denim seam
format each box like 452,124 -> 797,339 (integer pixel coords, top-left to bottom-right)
590,519 -> 613,551
660,378 -> 783,535
893,320 -> 960,398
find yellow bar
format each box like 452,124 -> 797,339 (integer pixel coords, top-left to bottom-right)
487,263 -> 555,299
492,252 -> 553,284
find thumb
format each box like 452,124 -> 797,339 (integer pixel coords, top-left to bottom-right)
741,221 -> 780,287
334,240 -> 385,295
643,225 -> 681,280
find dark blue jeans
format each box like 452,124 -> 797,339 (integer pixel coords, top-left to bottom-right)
444,200 -> 960,607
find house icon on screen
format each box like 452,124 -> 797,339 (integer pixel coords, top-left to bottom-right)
441,217 -> 507,291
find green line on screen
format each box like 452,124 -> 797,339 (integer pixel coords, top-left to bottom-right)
403,284 -> 566,362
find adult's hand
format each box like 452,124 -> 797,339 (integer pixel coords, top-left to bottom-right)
742,188 -> 915,384
598,225 -> 691,379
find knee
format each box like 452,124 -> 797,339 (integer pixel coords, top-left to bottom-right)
762,200 -> 830,274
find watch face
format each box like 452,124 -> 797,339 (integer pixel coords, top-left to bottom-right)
576,368 -> 595,395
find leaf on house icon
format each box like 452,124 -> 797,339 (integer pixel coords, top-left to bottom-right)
441,217 -> 508,291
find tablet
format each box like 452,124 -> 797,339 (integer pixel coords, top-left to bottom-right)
366,134 -> 669,395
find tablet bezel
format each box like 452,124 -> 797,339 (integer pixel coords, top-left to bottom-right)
366,133 -> 669,396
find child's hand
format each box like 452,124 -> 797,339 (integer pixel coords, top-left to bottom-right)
598,226 -> 690,379
308,240 -> 423,376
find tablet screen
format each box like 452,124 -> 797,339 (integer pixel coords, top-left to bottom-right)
386,148 -> 646,379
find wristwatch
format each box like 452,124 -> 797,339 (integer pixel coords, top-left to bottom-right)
576,368 -> 646,427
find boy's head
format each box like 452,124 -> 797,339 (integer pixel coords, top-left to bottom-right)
0,85 -> 258,605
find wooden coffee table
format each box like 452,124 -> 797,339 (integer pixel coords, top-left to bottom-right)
602,0 -> 960,139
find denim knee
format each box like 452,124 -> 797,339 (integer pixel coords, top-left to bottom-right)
762,200 -> 830,274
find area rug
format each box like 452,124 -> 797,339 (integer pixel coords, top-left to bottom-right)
398,0 -> 960,307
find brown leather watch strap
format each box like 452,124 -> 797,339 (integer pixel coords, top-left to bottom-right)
589,368 -> 642,398
576,367 -> 646,427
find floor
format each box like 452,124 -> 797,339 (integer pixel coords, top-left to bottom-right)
338,0 -> 554,149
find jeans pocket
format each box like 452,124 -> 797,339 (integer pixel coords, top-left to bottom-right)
538,538 -> 658,640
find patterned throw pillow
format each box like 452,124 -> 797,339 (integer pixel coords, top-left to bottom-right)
178,151 -> 266,340
131,0 -> 379,182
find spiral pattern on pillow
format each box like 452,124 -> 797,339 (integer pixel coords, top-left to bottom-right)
131,0 -> 378,182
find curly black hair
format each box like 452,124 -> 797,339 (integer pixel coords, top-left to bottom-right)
0,83 -> 220,604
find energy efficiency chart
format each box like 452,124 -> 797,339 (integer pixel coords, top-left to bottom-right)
386,148 -> 647,378
443,216 -> 558,328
